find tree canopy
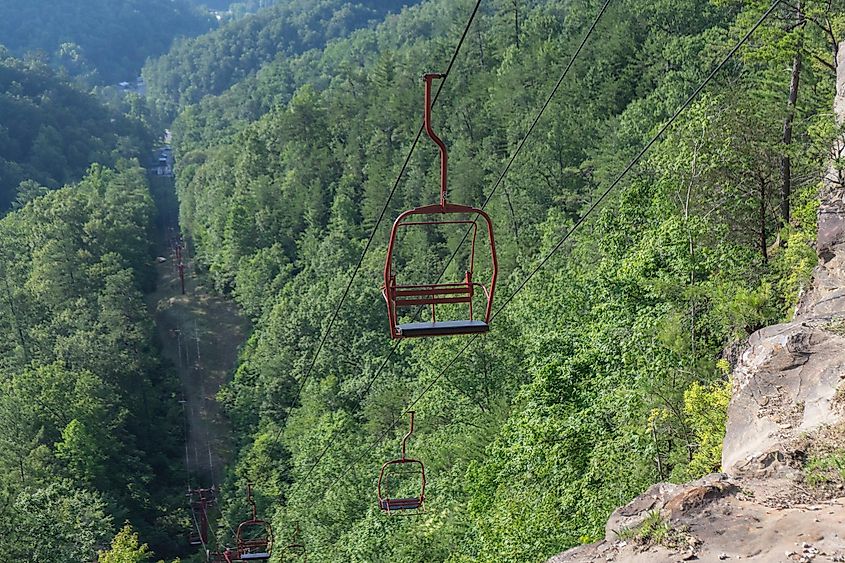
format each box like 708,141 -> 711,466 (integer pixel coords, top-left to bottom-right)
142,0 -> 423,116
0,52 -> 155,211
0,0 -> 214,84
0,0 -> 840,560
0,164 -> 187,559
161,0 -> 838,560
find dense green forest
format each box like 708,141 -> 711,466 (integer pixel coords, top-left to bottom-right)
0,4 -> 201,563
0,164 -> 187,560
142,0 -> 422,116
0,0 -> 841,561
0,0 -> 214,84
168,0 -> 481,153
196,0 -> 277,17
159,0 -> 841,561
0,51 -> 156,211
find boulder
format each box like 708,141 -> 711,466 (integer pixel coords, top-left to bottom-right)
721,318 -> 845,475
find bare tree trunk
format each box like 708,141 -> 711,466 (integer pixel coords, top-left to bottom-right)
476,22 -> 484,67
651,421 -> 666,481
760,177 -> 769,263
3,270 -> 28,361
512,0 -> 520,48
781,2 -> 804,229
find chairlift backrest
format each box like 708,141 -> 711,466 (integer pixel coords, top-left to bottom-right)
234,483 -> 273,561
283,525 -> 307,561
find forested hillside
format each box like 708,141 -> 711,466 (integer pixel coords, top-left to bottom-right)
142,0 -> 421,116
169,0 -> 485,152
0,0 -> 213,84
0,164 -> 187,560
0,0 -> 839,560
0,4 -> 219,563
0,51 -> 155,211
161,0 -> 840,560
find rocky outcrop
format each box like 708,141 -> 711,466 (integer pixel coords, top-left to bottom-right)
721,317 -> 845,475
548,43 -> 845,563
550,484 -> 845,562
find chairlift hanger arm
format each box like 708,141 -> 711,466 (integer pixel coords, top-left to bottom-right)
423,73 -> 448,207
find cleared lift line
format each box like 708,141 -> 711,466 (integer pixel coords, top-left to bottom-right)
315,0 -> 784,501
292,0 -> 614,495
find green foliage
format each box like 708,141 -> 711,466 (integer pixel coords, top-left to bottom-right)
0,54 -> 154,210
0,164 -> 186,558
0,0 -> 828,560
805,451 -> 845,487
768,181 -> 821,317
682,379 -> 731,479
99,524 -> 154,563
0,0 -> 214,83
143,0 -> 420,115
0,481 -> 113,562
616,511 -> 671,544
166,0 -> 837,559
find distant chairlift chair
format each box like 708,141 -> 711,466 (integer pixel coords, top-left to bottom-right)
383,73 -> 498,339
188,486 -> 215,547
377,411 -> 426,514
234,483 -> 273,561
282,525 -> 307,561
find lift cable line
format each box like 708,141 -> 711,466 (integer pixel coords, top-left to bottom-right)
291,340 -> 401,493
176,235 -> 230,556
271,0 -> 484,446
182,398 -> 209,551
291,0 -> 613,493
316,0 -> 783,500
436,0 -> 612,284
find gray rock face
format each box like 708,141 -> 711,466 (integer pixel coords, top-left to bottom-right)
604,474 -> 736,541
798,184 -> 845,317
550,492 -> 845,563
721,318 -> 845,474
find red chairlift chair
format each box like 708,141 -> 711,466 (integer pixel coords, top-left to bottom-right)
383,73 -> 498,339
188,486 -> 215,547
282,525 -> 307,561
234,483 -> 274,561
377,411 -> 426,514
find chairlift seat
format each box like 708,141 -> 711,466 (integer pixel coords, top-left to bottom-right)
235,508 -> 272,562
377,429 -> 426,515
396,319 -> 488,338
379,497 -> 423,511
